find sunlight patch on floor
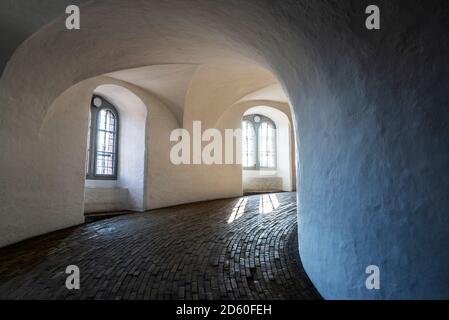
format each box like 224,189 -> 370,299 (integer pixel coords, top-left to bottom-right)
259,194 -> 280,214
228,197 -> 248,223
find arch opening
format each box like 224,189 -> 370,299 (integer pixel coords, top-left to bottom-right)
242,106 -> 295,194
84,84 -> 148,213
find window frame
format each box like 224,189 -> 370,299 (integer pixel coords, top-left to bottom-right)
242,114 -> 277,170
86,95 -> 120,180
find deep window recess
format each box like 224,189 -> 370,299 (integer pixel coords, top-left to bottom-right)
242,114 -> 276,170
86,95 -> 119,180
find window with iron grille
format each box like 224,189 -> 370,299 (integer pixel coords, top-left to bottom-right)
242,114 -> 276,170
86,95 -> 119,180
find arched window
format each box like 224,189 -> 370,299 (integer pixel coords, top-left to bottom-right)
242,114 -> 276,169
86,95 -> 119,180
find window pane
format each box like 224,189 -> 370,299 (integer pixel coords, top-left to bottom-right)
98,109 -> 116,131
97,131 -> 115,153
95,152 -> 115,175
242,120 -> 256,167
259,121 -> 276,168
95,109 -> 117,176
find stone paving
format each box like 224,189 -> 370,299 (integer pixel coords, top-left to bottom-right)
0,192 -> 320,300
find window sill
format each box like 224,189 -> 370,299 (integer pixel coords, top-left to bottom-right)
85,179 -> 118,188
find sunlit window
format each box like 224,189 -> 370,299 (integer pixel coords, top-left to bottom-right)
242,120 -> 256,168
86,96 -> 119,179
258,121 -> 276,168
242,114 -> 276,169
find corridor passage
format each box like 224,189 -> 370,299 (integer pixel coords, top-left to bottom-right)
0,193 -> 319,300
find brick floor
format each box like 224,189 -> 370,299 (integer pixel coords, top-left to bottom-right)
0,192 -> 320,300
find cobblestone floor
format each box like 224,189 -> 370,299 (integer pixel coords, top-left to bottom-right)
0,192 -> 320,300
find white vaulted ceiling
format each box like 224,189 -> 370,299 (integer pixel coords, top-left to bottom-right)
106,64 -> 198,123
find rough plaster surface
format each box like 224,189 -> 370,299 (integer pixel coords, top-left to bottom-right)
1,0 -> 449,300
243,175 -> 283,193
84,187 -> 129,213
